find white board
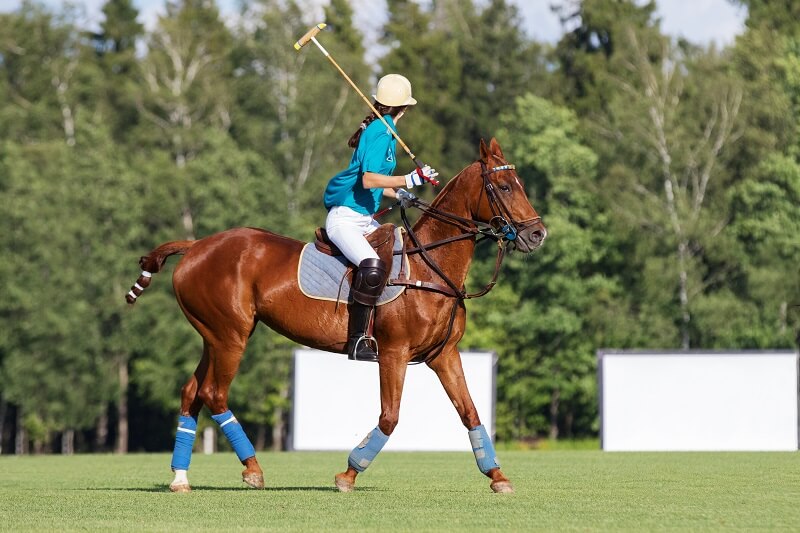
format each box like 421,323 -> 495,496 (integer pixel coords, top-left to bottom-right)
290,349 -> 496,451
599,350 -> 799,451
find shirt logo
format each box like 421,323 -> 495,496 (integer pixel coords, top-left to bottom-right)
386,148 -> 394,162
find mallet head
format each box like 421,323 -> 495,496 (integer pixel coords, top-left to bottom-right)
294,23 -> 327,51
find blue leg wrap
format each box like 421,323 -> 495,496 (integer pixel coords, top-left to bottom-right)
211,410 -> 256,462
469,425 -> 500,474
170,415 -> 198,470
348,426 -> 390,473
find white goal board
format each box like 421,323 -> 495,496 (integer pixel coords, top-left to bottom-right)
598,350 -> 799,451
289,349 -> 496,451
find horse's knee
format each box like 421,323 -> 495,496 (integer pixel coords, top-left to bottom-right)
378,410 -> 399,435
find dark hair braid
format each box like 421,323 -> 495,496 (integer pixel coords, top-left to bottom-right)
348,101 -> 408,148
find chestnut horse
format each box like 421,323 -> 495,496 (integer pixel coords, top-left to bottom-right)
125,138 -> 546,493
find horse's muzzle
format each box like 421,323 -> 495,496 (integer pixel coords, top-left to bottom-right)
512,221 -> 547,253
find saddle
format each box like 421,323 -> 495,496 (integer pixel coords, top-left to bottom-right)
314,224 -> 396,259
297,224 -> 408,306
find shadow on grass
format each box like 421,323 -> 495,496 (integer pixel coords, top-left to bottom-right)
81,485 -> 386,493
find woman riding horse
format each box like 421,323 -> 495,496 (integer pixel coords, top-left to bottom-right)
323,73 -> 437,361
125,137 -> 546,494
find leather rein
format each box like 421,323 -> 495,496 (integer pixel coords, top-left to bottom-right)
387,160 -> 541,364
390,161 -> 540,300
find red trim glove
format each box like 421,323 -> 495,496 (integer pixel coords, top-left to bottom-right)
404,165 -> 439,188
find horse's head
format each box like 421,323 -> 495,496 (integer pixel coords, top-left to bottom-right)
469,138 -> 547,253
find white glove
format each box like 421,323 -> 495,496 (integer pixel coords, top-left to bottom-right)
404,165 -> 439,188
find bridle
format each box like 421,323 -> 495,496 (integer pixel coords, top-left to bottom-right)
388,159 -> 542,364
391,159 -> 541,298
479,161 -> 542,242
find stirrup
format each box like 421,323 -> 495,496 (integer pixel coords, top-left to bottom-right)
349,334 -> 379,363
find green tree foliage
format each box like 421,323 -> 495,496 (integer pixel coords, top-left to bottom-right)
88,0 -> 145,142
0,2 -> 79,143
380,0 -> 546,179
2,0 -> 799,453
724,0 -> 800,346
551,0 -> 659,115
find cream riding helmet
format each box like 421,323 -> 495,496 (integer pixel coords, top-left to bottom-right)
373,74 -> 417,107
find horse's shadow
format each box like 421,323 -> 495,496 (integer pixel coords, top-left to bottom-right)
90,485 -> 385,493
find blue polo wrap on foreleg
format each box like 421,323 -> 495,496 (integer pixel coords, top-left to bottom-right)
211,410 -> 256,462
170,415 -> 198,470
348,426 -> 390,472
469,425 -> 500,474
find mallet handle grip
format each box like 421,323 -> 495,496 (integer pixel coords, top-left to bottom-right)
412,157 -> 439,186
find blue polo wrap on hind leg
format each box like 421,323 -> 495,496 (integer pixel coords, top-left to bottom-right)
348,426 -> 390,472
469,425 -> 500,474
171,415 -> 198,470
211,410 -> 256,462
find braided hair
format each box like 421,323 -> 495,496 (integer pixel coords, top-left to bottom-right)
348,101 -> 408,148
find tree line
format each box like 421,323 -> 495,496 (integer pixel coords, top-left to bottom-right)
0,0 -> 797,454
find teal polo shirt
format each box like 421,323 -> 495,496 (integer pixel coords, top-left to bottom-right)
324,115 -> 398,215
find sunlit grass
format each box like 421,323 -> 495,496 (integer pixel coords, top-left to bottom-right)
1,451 -> 798,531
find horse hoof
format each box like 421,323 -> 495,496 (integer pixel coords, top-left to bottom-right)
169,483 -> 191,493
490,480 -> 515,494
334,474 -> 354,493
242,473 -> 265,489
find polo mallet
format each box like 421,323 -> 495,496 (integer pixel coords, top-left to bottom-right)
294,23 -> 439,186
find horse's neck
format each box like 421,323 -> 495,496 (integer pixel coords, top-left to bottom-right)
410,180 -> 476,288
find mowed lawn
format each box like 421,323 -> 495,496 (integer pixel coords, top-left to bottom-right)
1,450 -> 799,531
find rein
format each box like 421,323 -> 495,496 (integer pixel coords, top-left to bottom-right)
391,203 -> 506,300
387,160 -> 538,364
390,161 -> 539,300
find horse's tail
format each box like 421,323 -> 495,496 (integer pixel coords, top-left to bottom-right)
125,240 -> 196,305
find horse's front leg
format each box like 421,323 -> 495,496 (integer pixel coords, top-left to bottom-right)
335,354 -> 408,492
428,347 -> 514,493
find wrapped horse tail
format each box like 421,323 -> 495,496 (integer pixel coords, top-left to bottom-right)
125,240 -> 195,305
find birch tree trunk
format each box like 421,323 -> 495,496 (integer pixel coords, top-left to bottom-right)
549,388 -> 560,440
620,29 -> 742,348
95,409 -> 109,452
15,406 -> 26,455
61,429 -> 75,455
0,398 -> 6,454
115,359 -> 129,454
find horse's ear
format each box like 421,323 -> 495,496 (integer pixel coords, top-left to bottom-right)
489,138 -> 505,159
479,138 -> 490,161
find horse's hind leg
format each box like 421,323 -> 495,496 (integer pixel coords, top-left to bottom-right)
197,337 -> 265,489
428,347 -> 514,493
169,349 -> 210,493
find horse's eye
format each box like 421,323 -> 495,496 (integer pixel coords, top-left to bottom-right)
499,184 -> 511,193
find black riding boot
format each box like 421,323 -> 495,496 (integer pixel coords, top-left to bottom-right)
348,258 -> 389,362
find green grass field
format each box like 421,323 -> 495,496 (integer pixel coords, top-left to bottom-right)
1,450 -> 798,531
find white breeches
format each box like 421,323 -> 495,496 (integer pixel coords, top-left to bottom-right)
325,206 -> 381,266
